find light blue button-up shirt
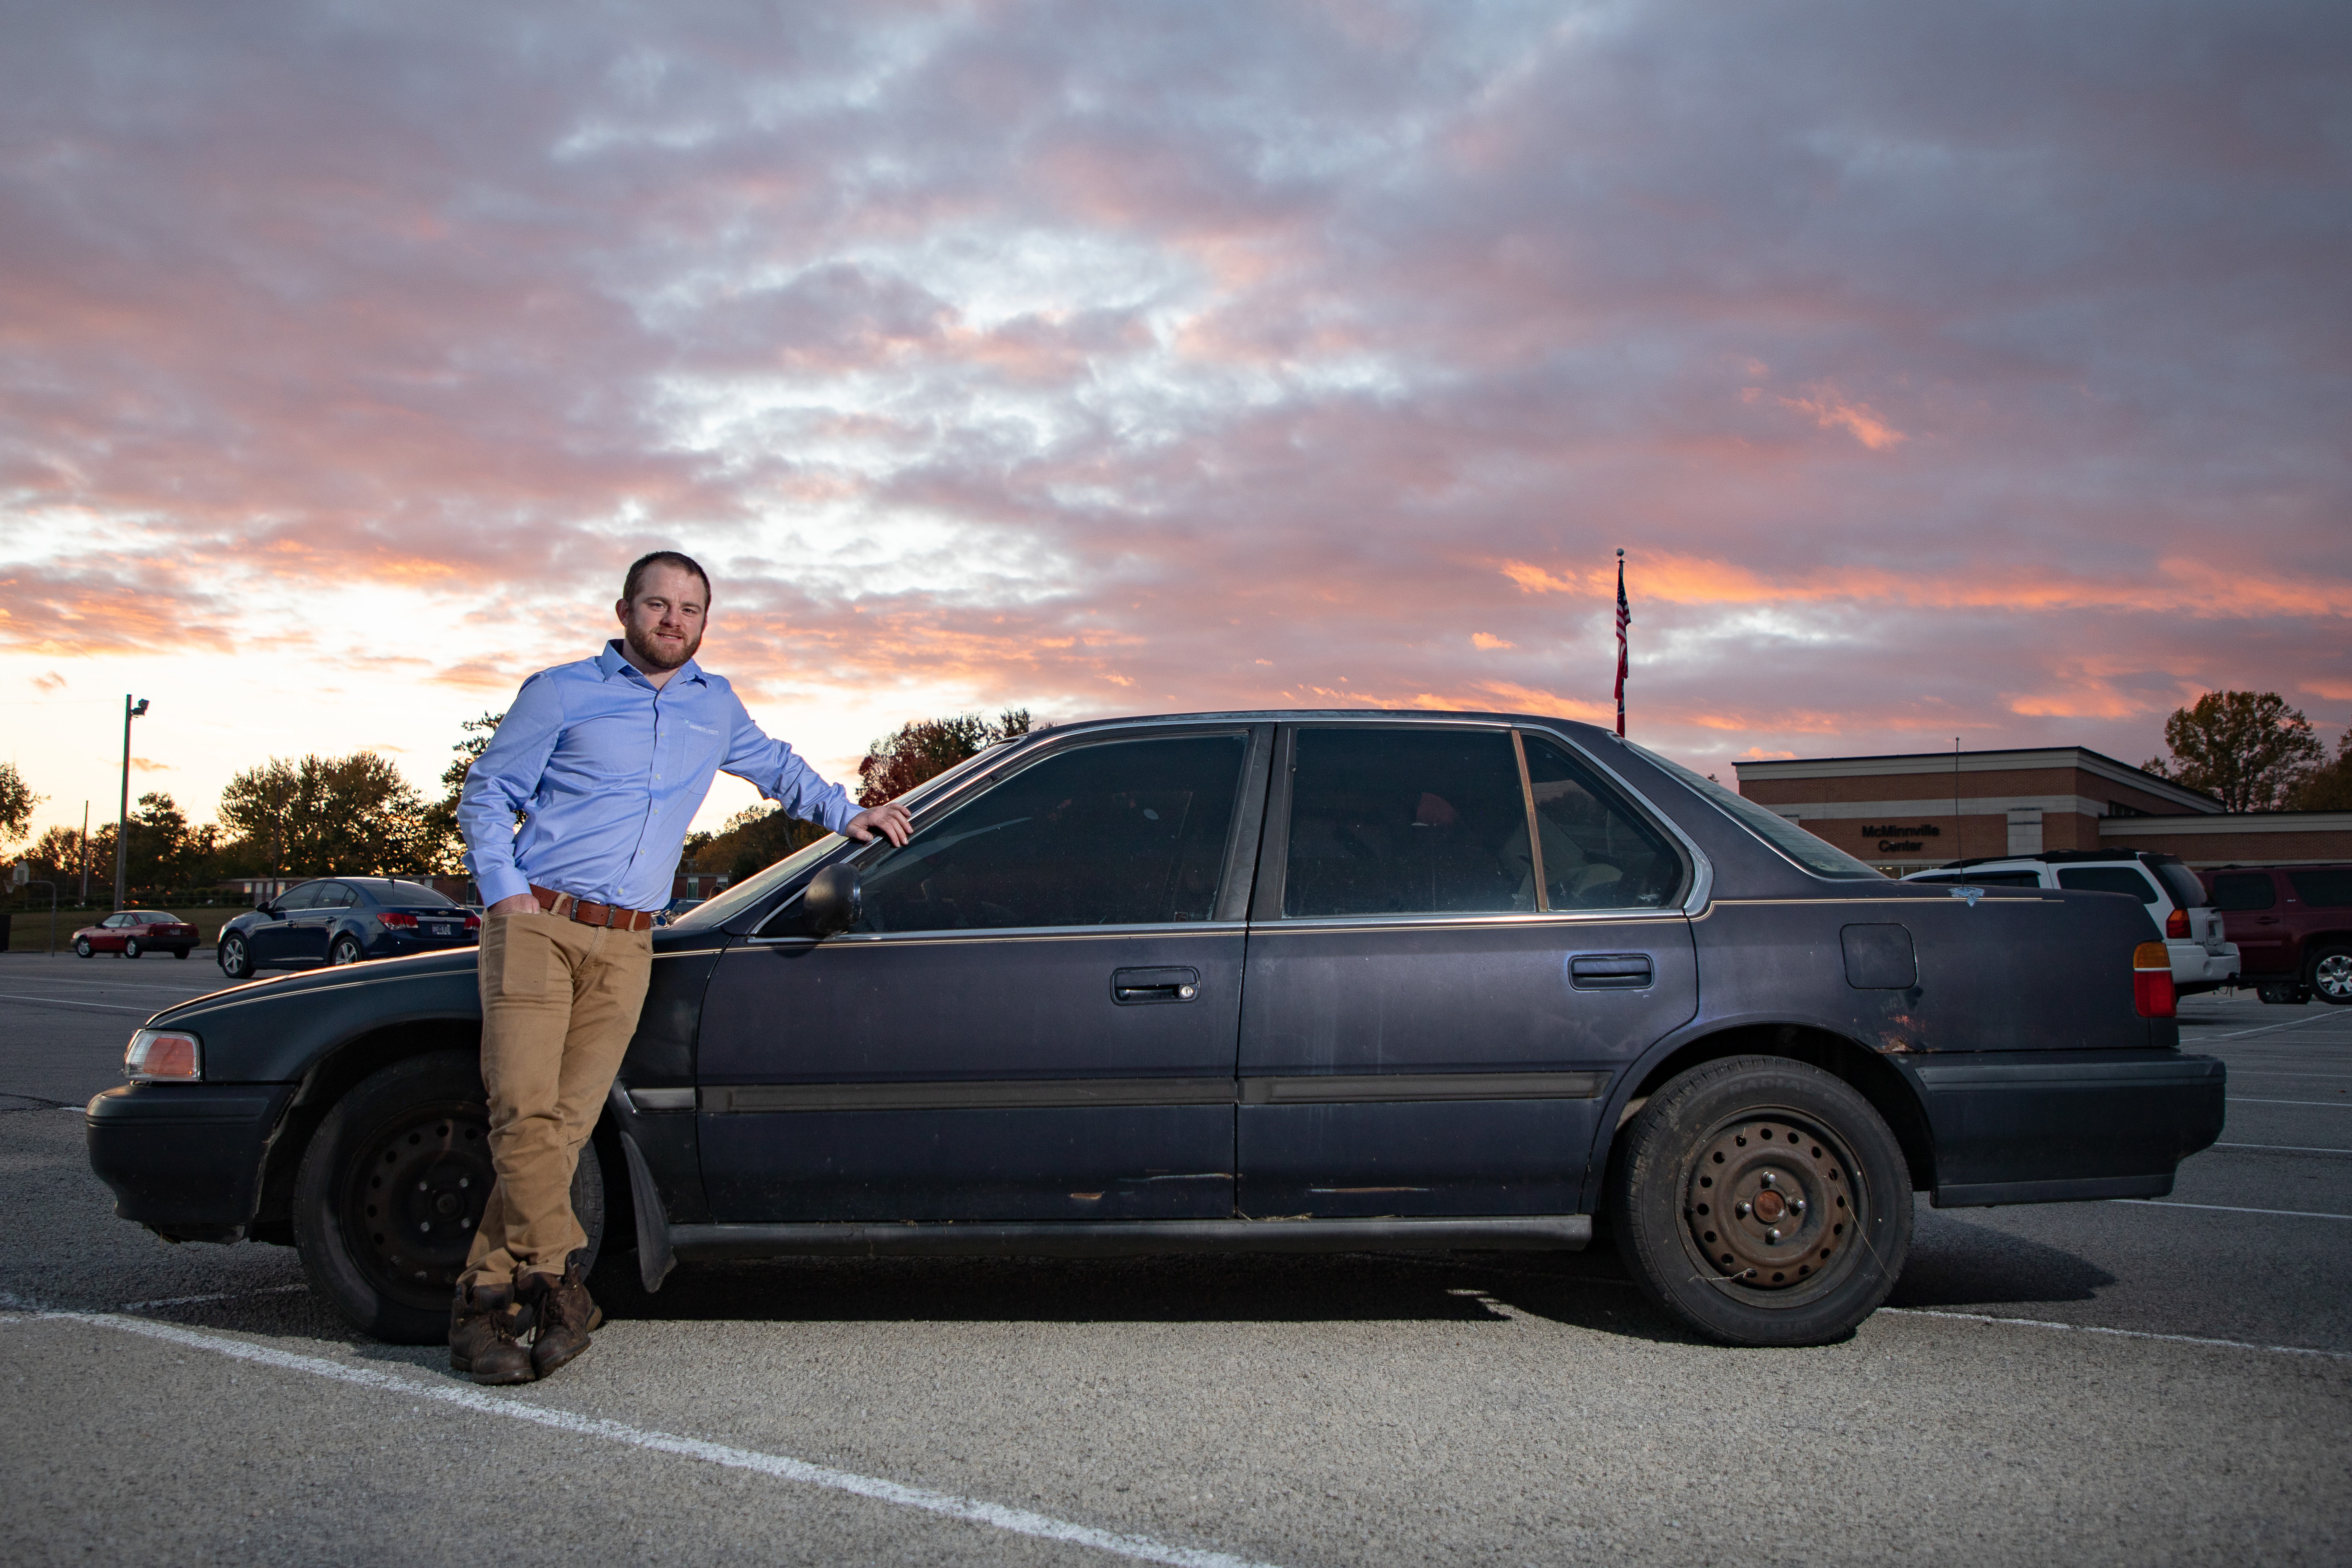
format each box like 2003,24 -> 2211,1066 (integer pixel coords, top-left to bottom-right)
458,641 -> 856,912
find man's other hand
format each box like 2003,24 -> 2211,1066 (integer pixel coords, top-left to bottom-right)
844,802 -> 913,846
487,894 -> 540,918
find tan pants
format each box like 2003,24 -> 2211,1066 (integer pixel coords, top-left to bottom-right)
459,909 -> 652,1289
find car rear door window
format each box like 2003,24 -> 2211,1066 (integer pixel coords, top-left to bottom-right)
854,733 -> 1248,932
2210,873 -> 2278,911
1519,734 -> 1685,909
2289,869 -> 2352,908
1283,727 -> 1528,917
2057,866 -> 2159,902
318,883 -> 359,908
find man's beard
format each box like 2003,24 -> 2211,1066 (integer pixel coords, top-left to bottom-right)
624,621 -> 702,672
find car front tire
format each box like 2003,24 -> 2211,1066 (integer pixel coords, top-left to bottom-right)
2309,946 -> 2352,1007
292,1051 -> 605,1344
1609,1054 -> 1912,1347
218,933 -> 254,980
328,934 -> 365,966
171,947 -> 190,959
122,937 -> 143,959
74,938 -> 93,958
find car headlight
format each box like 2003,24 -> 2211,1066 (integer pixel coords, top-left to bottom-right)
125,1028 -> 203,1082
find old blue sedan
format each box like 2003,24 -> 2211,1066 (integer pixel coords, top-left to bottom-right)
91,712 -> 2221,1347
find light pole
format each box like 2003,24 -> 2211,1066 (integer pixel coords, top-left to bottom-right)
114,696 -> 148,911
78,801 -> 89,905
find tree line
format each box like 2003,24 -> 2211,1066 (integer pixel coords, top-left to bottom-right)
6,686 -> 2327,902
0,705 -> 1038,899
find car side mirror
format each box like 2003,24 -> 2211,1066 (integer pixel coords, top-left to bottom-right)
802,864 -> 862,939
262,904 -> 283,919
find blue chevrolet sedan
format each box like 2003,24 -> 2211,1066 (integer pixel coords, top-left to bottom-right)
215,877 -> 479,979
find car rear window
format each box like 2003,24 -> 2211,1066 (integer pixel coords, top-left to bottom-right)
2150,862 -> 2208,908
2290,869 -> 2352,908
371,880 -> 456,907
1911,871 -> 2043,888
133,910 -> 175,922
2208,872 -> 2277,911
1628,743 -> 1883,880
2056,866 -> 2158,903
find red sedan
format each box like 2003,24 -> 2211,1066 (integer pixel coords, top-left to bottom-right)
71,910 -> 201,960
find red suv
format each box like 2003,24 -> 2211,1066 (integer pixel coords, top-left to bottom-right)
2198,863 -> 2352,1005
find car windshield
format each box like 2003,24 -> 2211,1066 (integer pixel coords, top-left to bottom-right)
668,743 -> 1013,932
1628,743 -> 1884,880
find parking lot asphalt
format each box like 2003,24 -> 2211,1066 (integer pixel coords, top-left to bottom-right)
4,954 -> 2347,1566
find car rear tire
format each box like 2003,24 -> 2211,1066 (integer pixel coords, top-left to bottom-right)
1609,1054 -> 1912,1347
328,934 -> 365,966
2308,947 -> 2352,1007
172,947 -> 190,960
123,937 -> 143,959
293,1051 -> 606,1344
74,938 -> 93,958
218,933 -> 254,980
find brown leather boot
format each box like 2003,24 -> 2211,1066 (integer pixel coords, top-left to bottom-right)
521,1258 -> 603,1379
448,1278 -> 534,1386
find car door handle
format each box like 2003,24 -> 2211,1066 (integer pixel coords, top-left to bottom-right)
1570,953 -> 1653,990
1112,967 -> 1200,1004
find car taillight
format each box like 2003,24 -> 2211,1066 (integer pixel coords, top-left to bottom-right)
2164,907 -> 2189,939
463,913 -> 481,930
380,912 -> 418,929
125,1028 -> 203,1081
2133,941 -> 2175,1019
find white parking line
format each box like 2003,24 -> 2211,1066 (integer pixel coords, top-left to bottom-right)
2213,1142 -> 2352,1155
0,992 -> 148,1013
1,1303 -> 1280,1568
1883,1308 -> 2352,1362
2190,1015 -> 2352,1040
2116,1198 -> 2352,1221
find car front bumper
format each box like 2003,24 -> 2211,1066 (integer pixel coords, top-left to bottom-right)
1894,1048 -> 2226,1207
86,1082 -> 295,1242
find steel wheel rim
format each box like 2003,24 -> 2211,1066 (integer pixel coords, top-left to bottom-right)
1680,1106 -> 1871,1308
339,1100 -> 492,1310
2316,954 -> 2352,1002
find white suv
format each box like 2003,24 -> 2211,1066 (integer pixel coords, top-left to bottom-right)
1903,851 -> 2240,993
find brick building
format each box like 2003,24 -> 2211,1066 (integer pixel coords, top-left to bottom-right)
1733,746 -> 2352,874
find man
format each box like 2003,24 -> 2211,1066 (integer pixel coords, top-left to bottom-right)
449,550 -> 911,1385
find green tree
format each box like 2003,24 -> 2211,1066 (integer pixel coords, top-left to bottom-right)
419,711 -> 505,872
105,792 -> 217,893
856,708 -> 1032,807
0,761 -> 43,847
2144,691 -> 2323,812
690,803 -> 831,888
2291,729 -> 2352,811
219,753 -> 431,876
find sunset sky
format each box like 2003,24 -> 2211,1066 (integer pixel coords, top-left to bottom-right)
4,1 -> 2347,842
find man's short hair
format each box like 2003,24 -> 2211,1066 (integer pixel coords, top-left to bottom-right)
623,550 -> 711,604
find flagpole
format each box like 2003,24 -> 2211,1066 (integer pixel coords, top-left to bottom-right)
1613,549 -> 1629,738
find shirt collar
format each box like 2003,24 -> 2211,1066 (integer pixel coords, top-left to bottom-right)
599,640 -> 707,688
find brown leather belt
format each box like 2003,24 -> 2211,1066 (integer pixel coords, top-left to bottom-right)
530,884 -> 658,932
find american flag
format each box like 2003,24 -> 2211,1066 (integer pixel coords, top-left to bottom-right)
1613,552 -> 1631,737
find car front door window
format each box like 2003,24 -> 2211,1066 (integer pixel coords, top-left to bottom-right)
852,734 -> 1249,932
